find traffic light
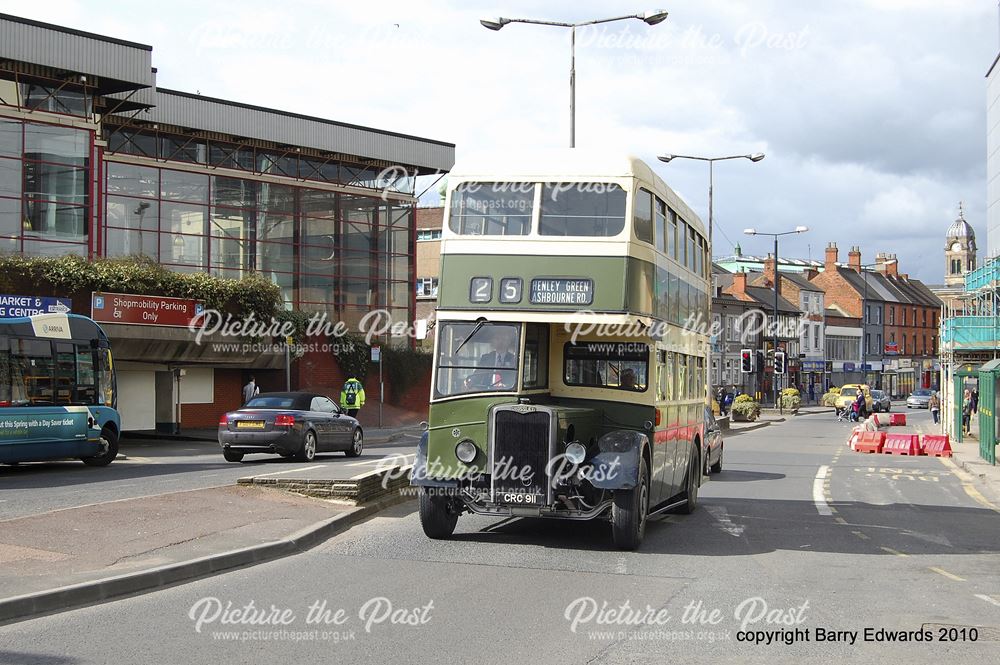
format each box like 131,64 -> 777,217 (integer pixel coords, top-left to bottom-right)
740,349 -> 754,373
774,351 -> 786,374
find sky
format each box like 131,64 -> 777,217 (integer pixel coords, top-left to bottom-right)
4,0 -> 995,283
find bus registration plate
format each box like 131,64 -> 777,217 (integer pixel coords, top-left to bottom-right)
529,278 -> 593,305
497,492 -> 543,506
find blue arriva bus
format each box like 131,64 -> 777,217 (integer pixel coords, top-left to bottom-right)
0,313 -> 120,466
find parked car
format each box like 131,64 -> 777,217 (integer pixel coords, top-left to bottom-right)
870,389 -> 891,413
703,407 -> 724,475
218,392 -> 364,462
906,389 -> 934,409
835,384 -> 873,414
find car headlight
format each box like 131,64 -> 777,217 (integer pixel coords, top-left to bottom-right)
455,439 -> 478,463
564,442 -> 587,465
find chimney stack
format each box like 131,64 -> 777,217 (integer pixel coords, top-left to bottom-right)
848,246 -> 861,273
763,253 -> 778,291
824,242 -> 839,271
880,252 -> 899,277
733,271 -> 747,294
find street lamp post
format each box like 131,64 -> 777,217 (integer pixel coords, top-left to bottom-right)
744,226 -> 809,411
657,153 -> 765,246
481,10 -> 669,148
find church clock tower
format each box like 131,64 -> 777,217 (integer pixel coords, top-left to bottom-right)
944,203 -> 977,287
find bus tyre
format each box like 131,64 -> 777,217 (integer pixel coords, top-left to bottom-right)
82,427 -> 119,467
677,443 -> 700,515
612,456 -> 649,551
419,488 -> 458,539
223,449 -> 245,463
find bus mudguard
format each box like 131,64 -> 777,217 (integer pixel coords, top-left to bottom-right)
410,431 -> 460,489
588,430 -> 648,491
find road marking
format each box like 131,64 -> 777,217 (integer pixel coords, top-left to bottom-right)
346,454 -> 414,468
975,594 -> 1000,607
834,517 -> 848,525
852,530 -> 870,540
615,556 -> 628,574
706,505 -> 744,537
880,547 -> 909,557
250,465 -> 323,478
939,458 -> 1000,513
928,567 -> 966,582
813,465 -> 832,516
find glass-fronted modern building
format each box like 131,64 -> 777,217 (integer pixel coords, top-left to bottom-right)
0,13 -> 454,429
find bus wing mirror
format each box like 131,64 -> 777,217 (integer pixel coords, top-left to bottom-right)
90,338 -> 100,349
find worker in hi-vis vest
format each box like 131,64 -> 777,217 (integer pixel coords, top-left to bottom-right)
339,377 -> 366,418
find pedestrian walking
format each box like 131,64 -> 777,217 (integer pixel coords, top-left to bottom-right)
962,389 -> 972,435
928,391 -> 940,426
242,375 -> 259,405
971,389 -> 979,415
340,376 -> 366,418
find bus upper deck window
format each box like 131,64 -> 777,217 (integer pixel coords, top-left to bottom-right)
449,183 -> 534,236
539,183 -> 626,237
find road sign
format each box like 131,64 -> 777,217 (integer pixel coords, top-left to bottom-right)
371,346 -> 381,363
91,292 -> 203,327
0,294 -> 72,318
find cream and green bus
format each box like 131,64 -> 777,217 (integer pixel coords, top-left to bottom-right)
411,152 -> 712,550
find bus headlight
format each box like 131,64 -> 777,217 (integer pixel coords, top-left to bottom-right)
455,440 -> 478,463
564,442 -> 587,465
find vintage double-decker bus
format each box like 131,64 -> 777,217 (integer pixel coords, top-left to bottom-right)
411,152 -> 712,549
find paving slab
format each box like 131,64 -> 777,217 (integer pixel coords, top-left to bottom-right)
0,485 -> 351,602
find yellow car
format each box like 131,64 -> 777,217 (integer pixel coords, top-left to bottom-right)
835,384 -> 873,413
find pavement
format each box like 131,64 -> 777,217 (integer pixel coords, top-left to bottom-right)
2,409 -> 997,664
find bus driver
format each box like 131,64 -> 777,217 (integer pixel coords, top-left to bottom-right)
464,328 -> 517,390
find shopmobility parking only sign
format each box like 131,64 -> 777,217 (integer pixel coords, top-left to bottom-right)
0,294 -> 72,318
91,292 -> 204,327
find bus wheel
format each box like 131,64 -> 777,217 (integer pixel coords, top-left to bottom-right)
419,488 -> 458,539
677,443 -> 700,514
612,456 -> 649,551
82,427 -> 119,467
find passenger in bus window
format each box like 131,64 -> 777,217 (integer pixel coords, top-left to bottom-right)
620,368 -> 644,391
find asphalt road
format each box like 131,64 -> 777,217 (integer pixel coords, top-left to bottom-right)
1,408 -> 998,664
0,436 -> 420,521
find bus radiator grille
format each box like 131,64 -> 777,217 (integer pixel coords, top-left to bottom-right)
492,410 -> 550,500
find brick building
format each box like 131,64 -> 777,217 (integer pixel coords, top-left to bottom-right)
808,243 -> 940,396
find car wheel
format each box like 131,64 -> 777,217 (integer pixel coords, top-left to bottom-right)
345,428 -> 363,457
677,443 -> 700,515
612,456 -> 650,551
296,430 -> 317,462
419,488 -> 459,539
82,427 -> 119,467
710,444 -> 723,474
223,449 -> 245,463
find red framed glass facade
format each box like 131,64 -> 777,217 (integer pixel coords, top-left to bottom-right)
103,161 -> 414,324
0,118 -> 95,257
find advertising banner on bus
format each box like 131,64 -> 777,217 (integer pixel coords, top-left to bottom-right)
90,292 -> 204,328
